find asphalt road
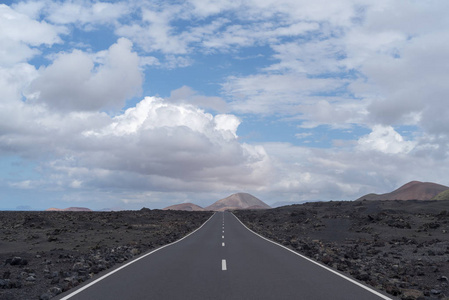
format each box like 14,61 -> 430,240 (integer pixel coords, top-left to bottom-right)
57,211 -> 393,300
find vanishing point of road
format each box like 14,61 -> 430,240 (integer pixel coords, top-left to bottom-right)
56,212 -> 393,300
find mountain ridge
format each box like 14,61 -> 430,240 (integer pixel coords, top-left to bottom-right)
45,207 -> 92,212
356,181 -> 449,201
204,193 -> 270,211
163,193 -> 270,211
163,203 -> 204,211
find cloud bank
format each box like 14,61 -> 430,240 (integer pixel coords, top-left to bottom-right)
1,1 -> 449,209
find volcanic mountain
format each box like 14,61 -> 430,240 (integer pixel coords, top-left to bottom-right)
163,203 -> 204,211
46,207 -> 92,212
204,193 -> 271,211
356,181 -> 449,201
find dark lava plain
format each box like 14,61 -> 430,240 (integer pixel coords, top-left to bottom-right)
234,200 -> 449,300
0,209 -> 212,300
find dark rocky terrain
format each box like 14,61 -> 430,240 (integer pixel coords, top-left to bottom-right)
3,199 -> 448,300
0,209 -> 212,300
234,200 -> 449,300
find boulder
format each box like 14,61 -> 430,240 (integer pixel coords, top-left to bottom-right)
9,257 -> 28,266
401,289 -> 424,300
39,293 -> 52,300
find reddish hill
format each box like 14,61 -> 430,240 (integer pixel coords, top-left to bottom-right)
46,207 -> 92,212
163,203 -> 204,211
205,193 -> 270,211
356,181 -> 449,201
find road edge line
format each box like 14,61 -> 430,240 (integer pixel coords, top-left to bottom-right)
58,212 -> 216,300
231,212 -> 393,300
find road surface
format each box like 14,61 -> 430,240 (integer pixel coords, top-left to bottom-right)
56,211 -> 393,300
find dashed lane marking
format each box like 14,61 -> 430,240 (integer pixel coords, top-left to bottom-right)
222,259 -> 227,271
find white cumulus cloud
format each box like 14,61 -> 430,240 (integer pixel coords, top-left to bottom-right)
357,125 -> 416,154
0,4 -> 65,66
27,38 -> 142,111
0,93 -> 272,197
79,97 -> 269,189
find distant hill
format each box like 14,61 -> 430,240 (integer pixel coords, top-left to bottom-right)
205,193 -> 271,211
163,203 -> 204,211
356,181 -> 449,201
271,200 -> 310,208
99,207 -> 125,211
432,189 -> 449,200
46,207 -> 92,212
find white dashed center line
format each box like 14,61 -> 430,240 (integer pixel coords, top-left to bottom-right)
222,214 -> 227,271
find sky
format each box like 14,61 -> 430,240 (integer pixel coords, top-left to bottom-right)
1,0 -> 449,210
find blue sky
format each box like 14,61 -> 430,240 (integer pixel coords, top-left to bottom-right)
1,0 -> 449,210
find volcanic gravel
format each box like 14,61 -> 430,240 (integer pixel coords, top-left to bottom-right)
234,200 -> 449,300
0,209 -> 212,300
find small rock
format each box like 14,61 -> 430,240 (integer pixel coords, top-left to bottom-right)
0,278 -> 11,289
401,289 -> 424,300
384,284 -> 401,296
438,275 -> 448,282
356,272 -> 370,282
10,257 -> 27,266
430,289 -> 441,295
51,277 -> 60,284
72,262 -> 87,272
51,271 -> 59,278
321,255 -> 333,265
49,286 -> 62,295
47,236 -> 58,242
39,293 -> 52,300
3,270 -> 11,279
